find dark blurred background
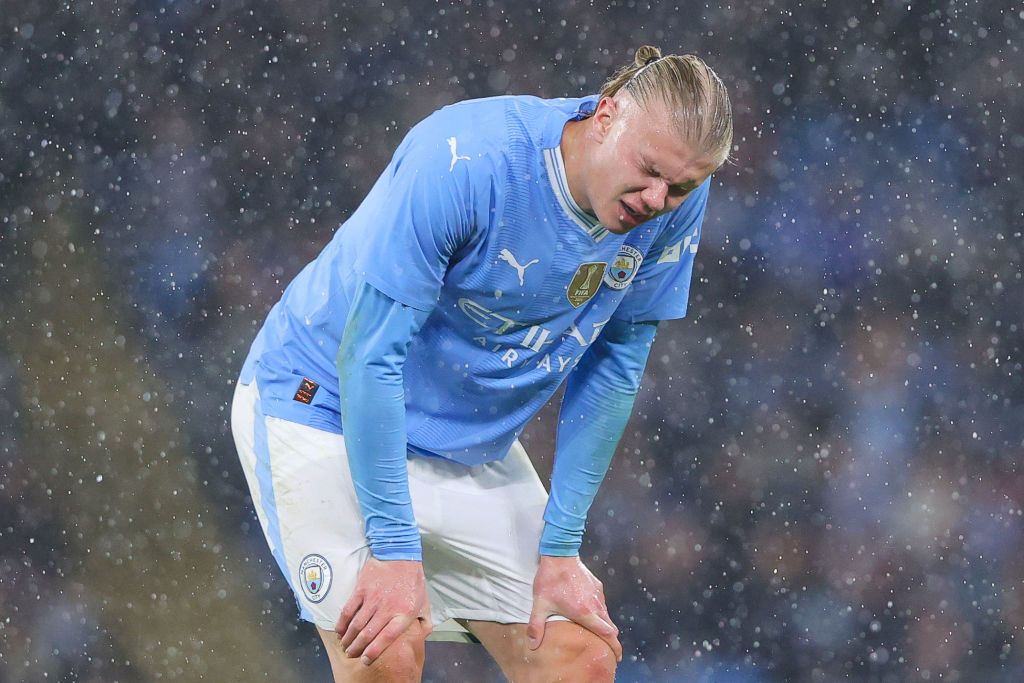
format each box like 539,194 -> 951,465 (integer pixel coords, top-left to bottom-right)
2,1 -> 1021,681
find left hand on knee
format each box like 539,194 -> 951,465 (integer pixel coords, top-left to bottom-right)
527,555 -> 623,662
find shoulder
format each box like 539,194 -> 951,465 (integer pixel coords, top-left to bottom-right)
403,96 -> 515,155
402,95 -> 598,157
391,97 -> 518,181
490,94 -> 600,148
387,95 -> 599,189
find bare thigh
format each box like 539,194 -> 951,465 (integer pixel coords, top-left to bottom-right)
317,622 -> 428,683
464,620 -> 616,683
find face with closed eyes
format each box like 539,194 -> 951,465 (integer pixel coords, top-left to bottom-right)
572,94 -> 719,234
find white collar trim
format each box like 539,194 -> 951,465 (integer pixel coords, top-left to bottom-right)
543,145 -> 609,242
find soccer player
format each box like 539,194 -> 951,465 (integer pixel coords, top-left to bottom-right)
231,45 -> 732,681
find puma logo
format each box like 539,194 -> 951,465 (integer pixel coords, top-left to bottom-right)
498,249 -> 540,287
447,137 -> 470,171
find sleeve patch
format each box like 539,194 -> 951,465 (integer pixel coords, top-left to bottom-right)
293,377 -> 320,404
656,234 -> 699,265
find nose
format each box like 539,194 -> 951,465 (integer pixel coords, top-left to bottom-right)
640,180 -> 668,214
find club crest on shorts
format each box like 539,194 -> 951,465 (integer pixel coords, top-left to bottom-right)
566,262 -> 606,308
299,554 -> 332,603
604,244 -> 643,290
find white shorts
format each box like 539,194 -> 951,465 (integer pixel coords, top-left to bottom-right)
230,380 -> 561,641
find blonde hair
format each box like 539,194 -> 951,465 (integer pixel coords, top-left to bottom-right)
601,45 -> 733,168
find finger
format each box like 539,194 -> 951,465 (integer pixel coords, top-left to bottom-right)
344,612 -> 391,659
360,616 -> 414,665
335,593 -> 363,636
526,606 -> 550,650
577,612 -> 623,662
340,604 -> 375,650
596,603 -> 617,632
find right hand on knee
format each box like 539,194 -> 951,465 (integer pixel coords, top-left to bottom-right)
335,557 -> 432,665
527,555 -> 622,662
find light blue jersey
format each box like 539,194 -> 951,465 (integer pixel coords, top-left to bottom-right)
240,95 -> 707,466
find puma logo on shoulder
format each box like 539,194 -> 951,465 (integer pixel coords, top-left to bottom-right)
447,137 -> 471,171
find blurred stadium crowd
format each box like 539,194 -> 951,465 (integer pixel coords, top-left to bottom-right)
1,1 -> 1021,681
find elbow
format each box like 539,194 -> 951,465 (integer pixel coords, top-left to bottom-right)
338,338 -> 404,386
609,373 -> 642,397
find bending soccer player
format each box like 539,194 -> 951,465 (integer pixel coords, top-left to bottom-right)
231,45 -> 732,682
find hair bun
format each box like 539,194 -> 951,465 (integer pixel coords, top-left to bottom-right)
634,45 -> 663,67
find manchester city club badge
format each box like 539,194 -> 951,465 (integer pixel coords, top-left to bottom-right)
604,244 -> 643,290
299,554 -> 333,603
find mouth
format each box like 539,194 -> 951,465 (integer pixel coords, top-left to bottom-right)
619,200 -> 647,226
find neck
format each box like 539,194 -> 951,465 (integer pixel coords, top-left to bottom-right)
559,118 -> 594,215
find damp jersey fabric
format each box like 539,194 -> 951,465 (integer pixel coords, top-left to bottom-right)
239,94 -> 709,467
337,283 -> 658,558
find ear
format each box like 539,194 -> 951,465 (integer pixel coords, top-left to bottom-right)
589,96 -> 619,143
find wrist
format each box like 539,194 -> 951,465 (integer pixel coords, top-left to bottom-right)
539,553 -> 579,561
537,554 -> 583,571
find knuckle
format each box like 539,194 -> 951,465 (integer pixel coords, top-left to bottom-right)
371,631 -> 392,652
371,632 -> 397,654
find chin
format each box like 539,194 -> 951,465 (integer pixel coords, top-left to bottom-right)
603,222 -> 633,235
596,209 -> 635,234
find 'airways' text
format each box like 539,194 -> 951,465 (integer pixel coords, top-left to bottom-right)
459,296 -> 609,373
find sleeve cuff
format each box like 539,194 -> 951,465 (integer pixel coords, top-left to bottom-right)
369,537 -> 423,562
539,523 -> 583,556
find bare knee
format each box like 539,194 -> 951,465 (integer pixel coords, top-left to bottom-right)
375,625 -> 427,681
558,638 -> 616,683
524,628 -> 616,683
318,622 -> 427,683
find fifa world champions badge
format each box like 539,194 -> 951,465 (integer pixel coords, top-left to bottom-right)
299,554 -> 333,603
604,244 -> 643,290
567,261 -> 606,307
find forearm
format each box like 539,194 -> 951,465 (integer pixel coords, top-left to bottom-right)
338,282 -> 429,560
540,319 -> 658,556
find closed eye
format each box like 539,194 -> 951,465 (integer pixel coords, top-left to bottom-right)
643,158 -> 693,191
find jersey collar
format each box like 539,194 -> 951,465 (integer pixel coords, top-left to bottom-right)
543,144 -> 610,242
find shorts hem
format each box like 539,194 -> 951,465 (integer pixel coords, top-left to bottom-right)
445,609 -> 530,625
302,614 -> 338,632
444,610 -> 570,626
